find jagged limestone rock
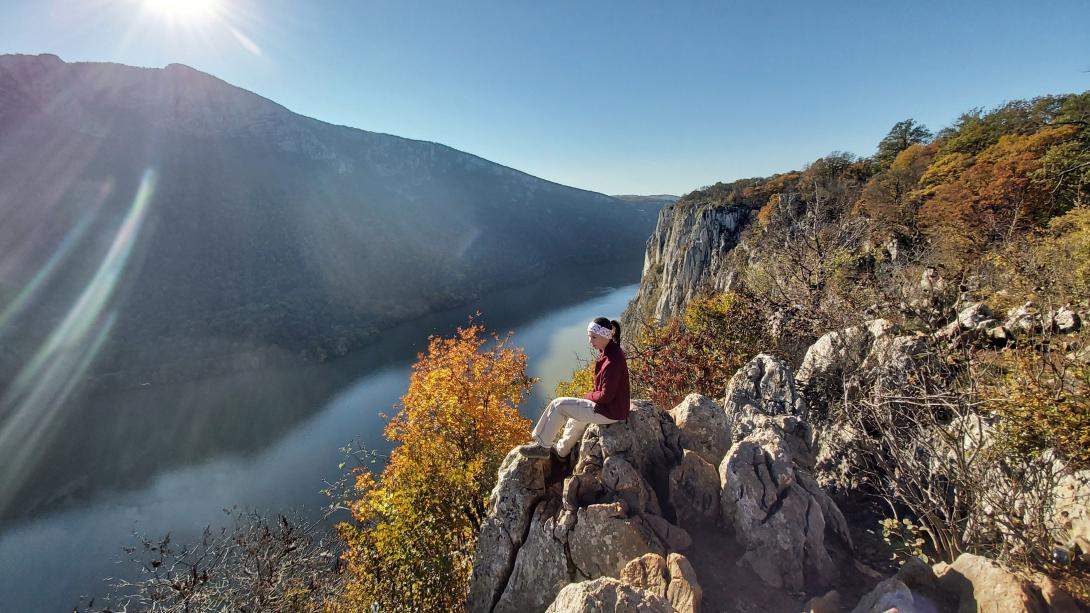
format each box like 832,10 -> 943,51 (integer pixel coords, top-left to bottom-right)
669,393 -> 732,467
1052,306 -> 1081,334
586,400 -> 683,485
724,353 -> 807,421
719,354 -> 850,592
619,553 -> 670,599
1055,469 -> 1090,560
665,552 -> 702,613
602,455 -> 662,517
957,302 -> 995,330
1005,302 -> 1043,335
618,553 -> 703,613
467,446 -> 550,612
569,502 -> 671,579
795,319 -> 897,392
470,400 -> 698,613
668,449 -> 720,527
719,428 -> 838,590
643,513 -> 693,551
494,500 -> 572,613
933,553 -> 1049,613
623,202 -> 751,327
545,577 -> 673,613
849,578 -> 915,613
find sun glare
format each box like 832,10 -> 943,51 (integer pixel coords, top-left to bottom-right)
142,0 -> 222,24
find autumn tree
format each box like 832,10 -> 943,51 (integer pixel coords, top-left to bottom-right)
876,119 -> 933,168
627,291 -> 772,408
337,321 -> 534,612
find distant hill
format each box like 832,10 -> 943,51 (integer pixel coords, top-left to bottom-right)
0,54 -> 663,387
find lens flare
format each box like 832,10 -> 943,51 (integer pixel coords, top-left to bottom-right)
0,169 -> 156,518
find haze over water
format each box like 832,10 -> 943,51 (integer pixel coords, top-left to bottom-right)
0,258 -> 641,611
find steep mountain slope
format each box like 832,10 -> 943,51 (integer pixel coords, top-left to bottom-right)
0,54 -> 660,386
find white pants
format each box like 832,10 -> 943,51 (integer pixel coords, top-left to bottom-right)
531,397 -> 618,458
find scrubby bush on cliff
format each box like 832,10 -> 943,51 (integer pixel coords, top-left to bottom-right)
336,321 -> 534,612
78,508 -> 343,612
989,336 -> 1090,471
626,290 -> 771,408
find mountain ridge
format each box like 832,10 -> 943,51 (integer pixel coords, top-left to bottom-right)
0,53 -> 662,390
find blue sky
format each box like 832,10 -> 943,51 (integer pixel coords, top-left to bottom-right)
1,0 -> 1088,195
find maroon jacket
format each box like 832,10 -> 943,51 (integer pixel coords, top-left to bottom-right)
583,340 -> 631,421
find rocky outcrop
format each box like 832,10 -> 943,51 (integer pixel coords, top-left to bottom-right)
470,353 -> 857,611
669,394 -> 731,467
846,552 -> 1085,613
668,450 -> 720,527
724,353 -> 808,422
849,578 -> 915,613
468,402 -> 691,613
795,319 -> 899,393
619,553 -> 671,599
622,201 -> 752,328
618,552 -> 703,613
568,502 -> 670,578
1055,469 -> 1090,562
795,318 -> 930,418
934,553 -> 1051,613
718,354 -> 852,592
468,446 -> 552,612
545,578 -> 673,613
664,553 -> 703,613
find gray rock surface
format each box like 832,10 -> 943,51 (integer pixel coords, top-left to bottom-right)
622,201 -> 752,327
1052,306 -> 1081,334
545,578 -> 673,613
933,553 -> 1048,613
669,394 -> 732,467
724,353 -> 807,420
849,577 -> 915,613
957,302 -> 995,330
665,553 -> 703,613
1054,469 -> 1090,560
494,501 -> 572,613
468,446 -> 550,612
620,553 -> 670,599
719,427 -> 839,591
668,450 -> 721,527
1005,302 -> 1043,335
719,355 -> 850,591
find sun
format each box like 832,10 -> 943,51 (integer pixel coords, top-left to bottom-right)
142,0 -> 222,24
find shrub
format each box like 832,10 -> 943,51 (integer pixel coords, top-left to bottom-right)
628,291 -> 772,408
336,321 -> 534,611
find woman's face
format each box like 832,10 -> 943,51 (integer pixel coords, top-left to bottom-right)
587,331 -> 610,352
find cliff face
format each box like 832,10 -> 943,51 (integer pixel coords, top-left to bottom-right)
622,200 -> 753,330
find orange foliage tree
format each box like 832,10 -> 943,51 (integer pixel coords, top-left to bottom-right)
336,321 -> 534,612
919,125 -> 1079,267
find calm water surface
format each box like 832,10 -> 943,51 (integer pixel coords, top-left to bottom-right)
0,260 -> 640,611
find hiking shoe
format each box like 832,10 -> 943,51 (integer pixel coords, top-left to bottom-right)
520,443 -> 552,459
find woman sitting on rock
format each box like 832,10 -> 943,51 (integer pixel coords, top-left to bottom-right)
524,317 -> 631,459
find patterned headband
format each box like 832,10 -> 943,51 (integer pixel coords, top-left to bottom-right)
587,322 -> 613,339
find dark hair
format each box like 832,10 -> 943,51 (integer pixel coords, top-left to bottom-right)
593,316 -> 622,344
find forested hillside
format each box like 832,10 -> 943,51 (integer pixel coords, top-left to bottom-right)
0,54 -> 660,390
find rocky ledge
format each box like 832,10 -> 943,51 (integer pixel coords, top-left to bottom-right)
467,351 -> 1085,613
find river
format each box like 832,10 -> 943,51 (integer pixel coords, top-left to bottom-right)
0,258 -> 642,611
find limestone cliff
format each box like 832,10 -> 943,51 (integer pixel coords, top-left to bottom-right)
622,198 -> 753,330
